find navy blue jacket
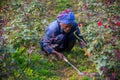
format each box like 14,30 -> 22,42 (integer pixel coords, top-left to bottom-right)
39,20 -> 81,54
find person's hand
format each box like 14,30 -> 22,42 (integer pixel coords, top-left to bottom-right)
79,40 -> 87,48
52,50 -> 65,60
56,52 -> 65,60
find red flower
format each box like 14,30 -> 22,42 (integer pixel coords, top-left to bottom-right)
97,21 -> 102,27
78,23 -> 81,27
104,25 -> 108,29
115,21 -> 120,26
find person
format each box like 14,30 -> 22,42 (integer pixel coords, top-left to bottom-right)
39,9 -> 86,60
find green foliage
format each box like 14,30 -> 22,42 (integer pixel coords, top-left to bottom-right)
78,0 -> 120,79
82,76 -> 91,80
69,74 -> 77,80
1,0 -> 120,80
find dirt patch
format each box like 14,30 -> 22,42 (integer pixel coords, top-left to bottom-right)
56,60 -> 98,80
57,67 -> 83,80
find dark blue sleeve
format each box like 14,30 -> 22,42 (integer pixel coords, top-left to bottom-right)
40,26 -> 56,54
43,32 -> 54,54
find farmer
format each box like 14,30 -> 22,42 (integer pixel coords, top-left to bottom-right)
39,9 -> 86,60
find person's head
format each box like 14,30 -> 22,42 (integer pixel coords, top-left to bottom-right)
59,23 -> 72,33
57,9 -> 75,33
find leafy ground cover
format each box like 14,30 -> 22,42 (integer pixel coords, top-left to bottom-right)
0,0 -> 120,80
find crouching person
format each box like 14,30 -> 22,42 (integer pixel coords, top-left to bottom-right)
39,9 -> 86,60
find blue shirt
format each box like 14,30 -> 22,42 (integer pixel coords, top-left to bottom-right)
39,20 -> 81,54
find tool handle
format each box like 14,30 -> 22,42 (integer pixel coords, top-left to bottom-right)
63,57 -> 68,62
63,57 -> 84,75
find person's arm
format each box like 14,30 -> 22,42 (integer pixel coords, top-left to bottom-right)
40,26 -> 64,59
73,29 -> 86,43
73,23 -> 87,47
